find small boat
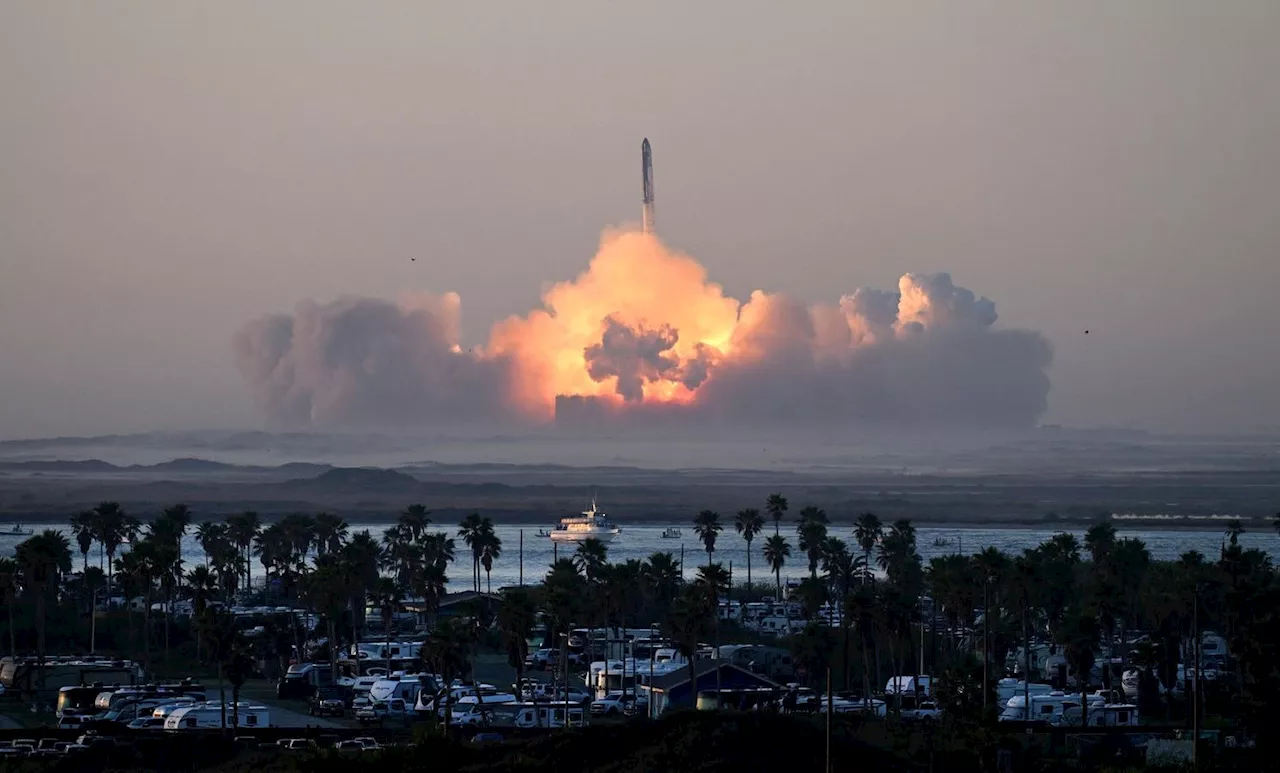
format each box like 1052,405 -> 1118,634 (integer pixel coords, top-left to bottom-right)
662,527 -> 682,539
535,529 -> 552,538
3,523 -> 34,537
931,537 -> 951,548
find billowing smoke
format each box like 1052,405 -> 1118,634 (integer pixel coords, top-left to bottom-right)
232,293 -> 516,428
235,231 -> 1052,429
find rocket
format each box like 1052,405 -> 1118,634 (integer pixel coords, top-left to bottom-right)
641,138 -> 655,234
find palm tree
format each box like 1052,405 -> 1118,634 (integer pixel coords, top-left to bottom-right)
312,513 -> 349,556
342,530 -> 382,640
195,522 -> 227,569
498,587 -> 538,697
399,504 -> 432,542
71,511 -> 95,573
409,562 -> 449,627
92,501 -> 136,595
304,554 -> 355,684
159,504 -> 193,588
574,538 -> 610,583
225,511 -> 261,591
371,577 -> 401,674
734,508 -> 765,590
16,530 -> 72,682
280,513 -> 317,571
187,565 -> 218,661
0,557 -> 18,657
692,510 -> 723,570
763,534 -> 791,600
1084,520 -> 1118,565
420,532 -> 456,569
1225,518 -> 1245,547
797,519 -> 828,578
458,512 -> 486,592
765,493 -> 788,535
480,532 -> 502,594
642,552 -> 682,615
853,513 -> 883,582
694,563 -> 731,598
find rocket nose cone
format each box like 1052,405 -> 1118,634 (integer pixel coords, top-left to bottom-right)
642,138 -> 650,148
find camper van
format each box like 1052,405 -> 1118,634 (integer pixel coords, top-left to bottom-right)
164,704 -> 270,730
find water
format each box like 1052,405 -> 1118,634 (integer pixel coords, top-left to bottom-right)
4,521 -> 1275,591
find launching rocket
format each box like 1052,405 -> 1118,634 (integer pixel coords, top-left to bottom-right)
641,138 -> 655,234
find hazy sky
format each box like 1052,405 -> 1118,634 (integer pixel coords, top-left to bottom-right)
2,1 -> 1278,439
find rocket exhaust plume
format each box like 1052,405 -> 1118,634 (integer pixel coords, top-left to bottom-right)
235,232 -> 1053,431
641,138 -> 655,234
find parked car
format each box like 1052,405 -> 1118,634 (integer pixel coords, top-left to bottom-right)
355,698 -> 413,727
309,686 -> 347,717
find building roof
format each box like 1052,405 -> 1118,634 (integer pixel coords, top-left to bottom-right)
649,659 -> 780,693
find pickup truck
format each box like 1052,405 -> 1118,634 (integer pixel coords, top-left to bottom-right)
590,692 -> 648,716
354,698 -> 412,727
308,687 -> 348,718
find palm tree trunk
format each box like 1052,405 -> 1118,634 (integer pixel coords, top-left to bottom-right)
775,567 -> 781,601
746,539 -> 752,590
143,585 -> 153,676
486,569 -> 491,594
36,591 -> 47,688
164,585 -> 171,669
218,664 -> 227,730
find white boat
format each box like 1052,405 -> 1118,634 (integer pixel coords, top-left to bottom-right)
2,524 -> 33,537
661,527 -> 682,538
547,499 -> 621,543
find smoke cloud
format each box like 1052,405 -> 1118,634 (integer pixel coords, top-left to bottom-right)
234,231 -> 1052,430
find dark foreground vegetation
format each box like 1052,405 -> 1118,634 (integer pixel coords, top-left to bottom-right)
4,499 -> 1280,770
5,710 -> 1266,773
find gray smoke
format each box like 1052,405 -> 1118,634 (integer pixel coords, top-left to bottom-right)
582,316 -> 714,401
233,294 -> 514,428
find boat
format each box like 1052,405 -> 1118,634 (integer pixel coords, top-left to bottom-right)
2,524 -> 33,537
661,527 -> 682,539
931,537 -> 951,548
535,529 -> 552,538
547,499 -> 621,543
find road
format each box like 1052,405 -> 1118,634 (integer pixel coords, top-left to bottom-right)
261,702 -> 344,729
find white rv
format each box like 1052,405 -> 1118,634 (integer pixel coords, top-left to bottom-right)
164,704 -> 270,730
486,702 -> 587,729
999,692 -> 1101,725
995,679 -> 1054,705
368,673 -> 433,705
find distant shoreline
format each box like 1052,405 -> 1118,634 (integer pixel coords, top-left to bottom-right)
0,511 -> 1264,533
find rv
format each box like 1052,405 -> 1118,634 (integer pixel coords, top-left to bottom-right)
277,662 -> 335,699
164,704 -> 270,730
995,679 -> 1054,705
999,691 -> 1099,724
1,657 -> 144,702
447,694 -> 519,726
486,702 -> 587,729
368,673 -> 436,705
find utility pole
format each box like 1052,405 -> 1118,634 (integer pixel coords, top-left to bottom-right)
982,579 -> 989,715
519,529 -> 523,586
1192,584 -> 1200,768
825,666 -> 833,773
